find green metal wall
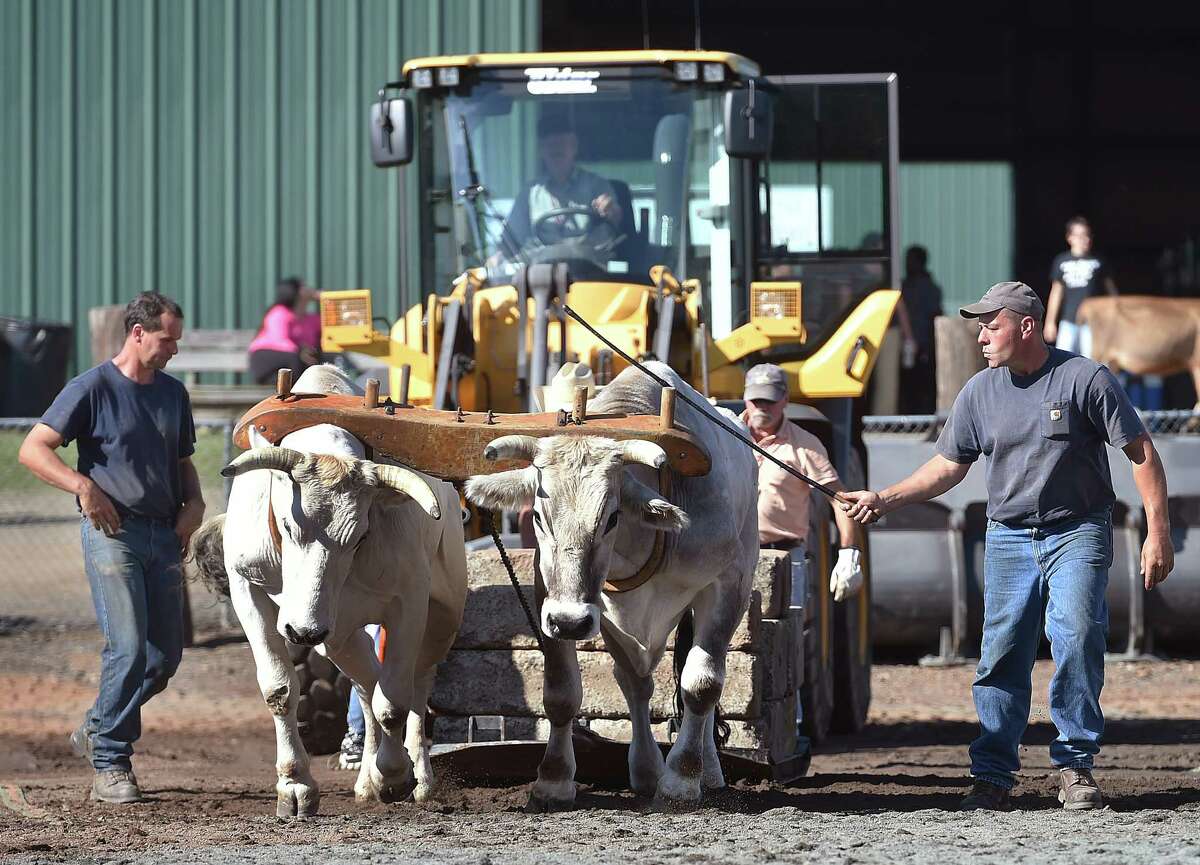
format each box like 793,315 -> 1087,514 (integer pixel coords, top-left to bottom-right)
0,0 -> 539,373
900,162 -> 1014,311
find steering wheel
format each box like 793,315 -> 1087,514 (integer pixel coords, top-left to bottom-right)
533,206 -> 600,244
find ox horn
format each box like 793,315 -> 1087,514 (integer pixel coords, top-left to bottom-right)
482,435 -> 540,463
220,446 -> 305,478
620,440 -> 667,469
373,464 -> 441,520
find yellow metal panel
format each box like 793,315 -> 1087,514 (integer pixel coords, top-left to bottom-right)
714,322 -> 772,364
403,50 -> 760,78
789,289 -> 901,399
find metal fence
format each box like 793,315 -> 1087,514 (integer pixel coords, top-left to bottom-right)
863,410 -> 1200,438
0,418 -> 238,633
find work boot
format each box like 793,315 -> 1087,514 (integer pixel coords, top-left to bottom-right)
1058,767 -> 1104,810
958,779 -> 1014,811
91,769 -> 142,804
68,722 -> 93,765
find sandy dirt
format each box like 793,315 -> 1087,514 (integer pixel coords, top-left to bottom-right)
1,623 -> 1198,865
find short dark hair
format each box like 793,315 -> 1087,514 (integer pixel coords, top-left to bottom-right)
124,292 -> 183,335
1065,215 -> 1090,234
273,276 -> 304,310
905,244 -> 929,270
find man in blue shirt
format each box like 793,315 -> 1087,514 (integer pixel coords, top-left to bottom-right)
840,281 -> 1173,812
19,292 -> 204,804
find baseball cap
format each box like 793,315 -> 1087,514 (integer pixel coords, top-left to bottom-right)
959,281 -> 1045,320
744,363 -> 788,402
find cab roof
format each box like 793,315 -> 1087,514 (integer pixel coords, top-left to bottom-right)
401,50 -> 760,79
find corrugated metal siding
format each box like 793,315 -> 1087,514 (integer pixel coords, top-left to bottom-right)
900,162 -> 1014,311
0,0 -> 539,374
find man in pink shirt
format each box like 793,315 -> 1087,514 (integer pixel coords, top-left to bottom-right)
739,364 -> 864,605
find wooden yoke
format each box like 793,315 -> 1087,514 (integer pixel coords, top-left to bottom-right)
232,383 -> 711,483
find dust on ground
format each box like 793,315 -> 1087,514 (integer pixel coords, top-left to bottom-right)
1,623 -> 1198,865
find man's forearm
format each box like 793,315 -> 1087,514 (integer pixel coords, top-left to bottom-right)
878,455 -> 970,513
1131,447 -> 1170,537
19,441 -> 90,498
179,460 -> 205,508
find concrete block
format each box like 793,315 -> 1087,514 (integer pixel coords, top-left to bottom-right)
753,550 -> 792,619
758,617 -> 792,701
433,648 -> 764,720
724,693 -> 798,763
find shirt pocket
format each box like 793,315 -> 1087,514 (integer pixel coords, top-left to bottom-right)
1040,399 -> 1072,439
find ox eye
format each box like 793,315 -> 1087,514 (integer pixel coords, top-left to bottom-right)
603,509 -> 619,535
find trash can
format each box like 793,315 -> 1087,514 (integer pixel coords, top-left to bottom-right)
0,317 -> 73,418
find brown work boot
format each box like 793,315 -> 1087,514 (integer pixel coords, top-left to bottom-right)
91,769 -> 142,804
1058,767 -> 1104,810
68,722 -> 93,766
958,779 -> 1014,811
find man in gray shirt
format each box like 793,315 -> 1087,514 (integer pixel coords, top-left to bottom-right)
841,281 -> 1173,812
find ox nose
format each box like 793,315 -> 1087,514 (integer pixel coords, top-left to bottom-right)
284,624 -> 329,646
545,609 -> 596,642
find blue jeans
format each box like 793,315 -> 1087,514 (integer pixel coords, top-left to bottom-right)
345,624 -> 382,738
970,511 -> 1112,789
81,516 -> 185,771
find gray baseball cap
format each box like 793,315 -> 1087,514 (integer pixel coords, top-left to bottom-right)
744,363 -> 788,402
959,281 -> 1045,320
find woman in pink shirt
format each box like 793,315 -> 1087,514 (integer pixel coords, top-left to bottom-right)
247,277 -> 321,384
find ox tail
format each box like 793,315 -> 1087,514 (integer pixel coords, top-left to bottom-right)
672,610 -> 731,749
186,514 -> 230,597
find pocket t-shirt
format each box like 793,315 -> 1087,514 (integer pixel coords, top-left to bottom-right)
936,348 -> 1144,527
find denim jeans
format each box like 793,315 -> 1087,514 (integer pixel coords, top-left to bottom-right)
345,624 -> 382,738
81,515 -> 184,771
970,511 -> 1112,789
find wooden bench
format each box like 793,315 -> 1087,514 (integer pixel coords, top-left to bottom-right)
171,328 -> 257,387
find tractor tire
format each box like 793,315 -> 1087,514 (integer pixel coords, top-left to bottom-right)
289,642 -> 352,756
830,446 -> 872,734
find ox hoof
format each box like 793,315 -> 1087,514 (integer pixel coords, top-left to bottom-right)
276,785 -> 320,818
526,784 -> 577,813
379,775 -> 418,804
651,772 -> 702,810
412,781 -> 438,804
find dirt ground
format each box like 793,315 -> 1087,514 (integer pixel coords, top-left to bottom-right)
1,621 -> 1199,865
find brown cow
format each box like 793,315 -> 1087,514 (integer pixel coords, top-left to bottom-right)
1077,295 -> 1200,408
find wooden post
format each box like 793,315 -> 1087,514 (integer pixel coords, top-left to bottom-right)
275,368 -> 293,399
364,378 -> 380,409
572,385 -> 588,425
398,364 -> 411,407
660,386 -> 676,430
934,316 -> 986,412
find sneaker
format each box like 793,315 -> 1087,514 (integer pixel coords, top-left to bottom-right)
337,729 -> 364,771
958,779 -> 1014,811
1058,767 -> 1104,810
91,769 -> 142,804
69,722 -> 93,765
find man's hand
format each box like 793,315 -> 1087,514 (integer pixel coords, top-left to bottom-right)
840,490 -> 884,525
1141,530 -> 1174,590
80,479 -> 121,536
592,193 -> 621,224
830,547 -> 864,602
175,499 -> 206,554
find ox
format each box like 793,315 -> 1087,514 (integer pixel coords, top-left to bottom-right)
1077,295 -> 1200,406
188,365 -> 467,816
464,362 -> 758,809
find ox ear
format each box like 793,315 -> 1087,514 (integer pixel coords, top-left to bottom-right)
464,467 -> 538,512
620,474 -> 690,533
221,446 -> 304,478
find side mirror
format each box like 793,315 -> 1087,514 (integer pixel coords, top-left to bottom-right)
369,93 -> 413,167
724,84 -> 773,159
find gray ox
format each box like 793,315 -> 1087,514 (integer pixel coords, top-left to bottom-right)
464,362 -> 758,809
189,365 -> 467,816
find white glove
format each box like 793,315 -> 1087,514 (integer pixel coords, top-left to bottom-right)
830,547 -> 864,602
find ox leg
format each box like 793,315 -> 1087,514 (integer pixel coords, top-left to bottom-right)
228,576 -> 320,817
656,580 -> 739,806
529,633 -> 582,812
361,600 -> 424,804
321,629 -> 385,803
405,666 -> 438,803
606,632 -> 664,796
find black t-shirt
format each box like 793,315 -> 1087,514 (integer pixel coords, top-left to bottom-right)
40,362 -> 196,523
1050,252 -> 1108,323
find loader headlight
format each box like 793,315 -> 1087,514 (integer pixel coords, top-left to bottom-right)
702,63 -> 726,83
436,66 -> 461,87
674,61 -> 699,82
411,68 -> 434,89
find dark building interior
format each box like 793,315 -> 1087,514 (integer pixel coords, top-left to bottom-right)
543,0 -> 1200,300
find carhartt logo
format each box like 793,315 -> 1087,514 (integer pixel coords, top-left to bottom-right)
1050,409 -> 1062,421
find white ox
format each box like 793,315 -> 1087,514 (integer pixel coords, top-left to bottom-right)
189,365 -> 467,816
464,362 -> 758,809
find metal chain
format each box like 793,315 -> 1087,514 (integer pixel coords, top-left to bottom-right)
560,303 -> 847,504
482,509 -> 546,654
